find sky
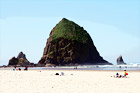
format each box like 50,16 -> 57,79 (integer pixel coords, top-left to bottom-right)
0,0 -> 140,65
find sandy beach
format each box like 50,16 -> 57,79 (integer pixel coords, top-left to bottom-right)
0,69 -> 140,93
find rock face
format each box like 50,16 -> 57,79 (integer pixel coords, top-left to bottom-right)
117,55 -> 126,65
38,18 -> 112,66
17,52 -> 27,60
9,57 -> 19,66
8,52 -> 31,66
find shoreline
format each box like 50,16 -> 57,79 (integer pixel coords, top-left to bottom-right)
0,66 -> 140,71
0,68 -> 140,72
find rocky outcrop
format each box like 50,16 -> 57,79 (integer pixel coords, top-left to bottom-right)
9,57 -> 19,66
38,18 -> 112,66
8,52 -> 31,66
17,52 -> 27,60
117,55 -> 126,65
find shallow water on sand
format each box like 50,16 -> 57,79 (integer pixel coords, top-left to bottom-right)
40,65 -> 140,71
1,65 -> 140,71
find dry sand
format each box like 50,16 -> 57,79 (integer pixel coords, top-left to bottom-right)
0,70 -> 140,93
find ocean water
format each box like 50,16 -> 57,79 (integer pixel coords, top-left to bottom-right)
1,64 -> 140,71
26,64 -> 140,71
38,64 -> 140,71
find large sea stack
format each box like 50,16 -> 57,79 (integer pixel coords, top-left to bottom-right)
8,52 -> 31,66
38,18 -> 112,66
117,55 -> 126,65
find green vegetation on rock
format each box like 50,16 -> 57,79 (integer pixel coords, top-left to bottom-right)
51,18 -> 89,43
38,18 -> 112,66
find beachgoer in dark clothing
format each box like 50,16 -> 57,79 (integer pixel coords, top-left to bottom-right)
116,73 -> 119,78
24,66 -> 28,70
19,68 -> 21,71
74,66 -> 77,69
13,66 -> 16,71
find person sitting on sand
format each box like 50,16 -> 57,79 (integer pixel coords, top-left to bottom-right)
119,75 -> 122,78
124,70 -> 128,77
14,66 -> 16,69
19,68 -> 21,71
61,72 -> 64,76
13,66 -> 17,71
116,73 -> 119,78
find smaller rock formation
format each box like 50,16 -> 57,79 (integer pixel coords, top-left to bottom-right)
17,52 -> 27,60
8,52 -> 31,67
117,55 -> 126,65
9,57 -> 19,66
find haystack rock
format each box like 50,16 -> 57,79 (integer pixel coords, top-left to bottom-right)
38,18 -> 112,66
117,55 -> 126,65
8,52 -> 31,66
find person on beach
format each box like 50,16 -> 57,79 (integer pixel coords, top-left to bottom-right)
74,66 -> 77,69
24,66 -> 28,71
61,72 -> 64,76
19,68 -> 21,71
119,75 -> 122,78
124,70 -> 128,77
116,73 -> 119,78
13,66 -> 17,71
14,66 -> 16,69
